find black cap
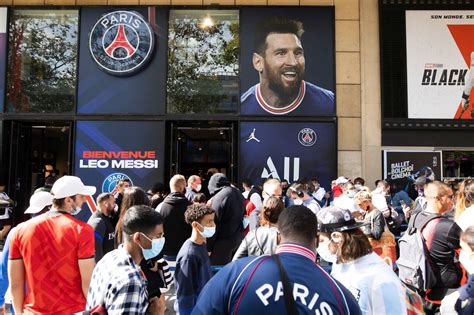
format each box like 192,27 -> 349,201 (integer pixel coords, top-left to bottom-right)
317,206 -> 368,233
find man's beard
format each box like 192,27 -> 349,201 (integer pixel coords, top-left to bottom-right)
265,64 -> 305,103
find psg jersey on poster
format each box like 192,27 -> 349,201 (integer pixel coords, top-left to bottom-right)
239,121 -> 336,188
240,81 -> 335,116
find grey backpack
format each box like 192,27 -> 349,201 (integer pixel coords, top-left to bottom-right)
396,212 -> 442,295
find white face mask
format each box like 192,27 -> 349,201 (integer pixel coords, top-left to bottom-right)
71,207 -> 82,216
196,184 -> 202,192
317,240 -> 337,263
293,199 -> 303,205
71,198 -> 82,216
354,184 -> 362,191
459,250 -> 474,274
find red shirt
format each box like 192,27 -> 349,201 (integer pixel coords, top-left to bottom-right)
9,211 -> 94,314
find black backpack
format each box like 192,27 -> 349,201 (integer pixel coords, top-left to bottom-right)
396,212 -> 442,295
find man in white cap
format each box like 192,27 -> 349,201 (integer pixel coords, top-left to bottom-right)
8,176 -> 96,314
0,191 -> 53,313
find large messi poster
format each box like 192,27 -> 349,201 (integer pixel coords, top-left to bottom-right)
239,121 -> 336,188
74,121 -> 164,220
406,11 -> 474,119
240,7 -> 335,117
77,7 -> 167,114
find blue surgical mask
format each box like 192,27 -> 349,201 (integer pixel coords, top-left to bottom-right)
140,233 -> 165,260
242,217 -> 250,229
199,225 -> 216,238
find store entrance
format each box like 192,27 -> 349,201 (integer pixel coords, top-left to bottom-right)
8,122 -> 72,222
169,121 -> 236,186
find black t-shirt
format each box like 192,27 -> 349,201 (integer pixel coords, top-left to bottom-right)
415,211 -> 462,299
87,211 -> 116,262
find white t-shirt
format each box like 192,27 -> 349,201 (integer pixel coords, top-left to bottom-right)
331,252 -> 407,315
456,205 -> 474,231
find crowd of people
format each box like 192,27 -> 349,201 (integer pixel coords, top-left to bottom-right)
0,171 -> 473,314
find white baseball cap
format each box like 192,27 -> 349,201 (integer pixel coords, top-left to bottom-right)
335,176 -> 349,185
51,176 -> 96,199
25,191 -> 53,214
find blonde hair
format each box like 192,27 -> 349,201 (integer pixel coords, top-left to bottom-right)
456,179 -> 474,219
354,190 -> 372,202
170,174 -> 186,192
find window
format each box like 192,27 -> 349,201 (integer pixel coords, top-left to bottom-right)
167,10 -> 239,114
6,10 -> 79,113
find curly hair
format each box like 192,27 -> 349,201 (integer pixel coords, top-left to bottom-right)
185,203 -> 215,224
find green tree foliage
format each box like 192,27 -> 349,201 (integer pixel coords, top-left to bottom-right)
7,11 -> 78,113
167,13 -> 239,114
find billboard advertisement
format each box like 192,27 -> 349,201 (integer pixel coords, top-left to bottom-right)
240,7 -> 335,117
77,7 -> 167,114
406,11 -> 474,119
74,121 -> 164,220
383,150 -> 443,196
239,121 -> 336,189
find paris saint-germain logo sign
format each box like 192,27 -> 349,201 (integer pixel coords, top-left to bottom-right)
298,128 -> 317,147
89,11 -> 154,76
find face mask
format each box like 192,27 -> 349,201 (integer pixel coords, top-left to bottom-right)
317,240 -> 337,263
196,184 -> 202,192
140,233 -> 165,260
293,199 -> 303,205
242,217 -> 250,229
199,225 -> 216,238
347,191 -> 356,198
71,207 -> 82,216
354,184 -> 362,191
460,250 -> 474,274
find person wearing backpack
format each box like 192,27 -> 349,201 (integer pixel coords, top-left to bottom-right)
398,181 -> 462,314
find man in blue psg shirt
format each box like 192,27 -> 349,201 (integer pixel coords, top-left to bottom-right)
191,205 -> 361,315
241,18 -> 334,116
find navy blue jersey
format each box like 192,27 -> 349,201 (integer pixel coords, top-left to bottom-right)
241,80 -> 334,116
192,244 -> 361,315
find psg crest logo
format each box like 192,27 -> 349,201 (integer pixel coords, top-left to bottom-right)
89,11 -> 154,76
298,128 -> 317,147
102,173 -> 133,194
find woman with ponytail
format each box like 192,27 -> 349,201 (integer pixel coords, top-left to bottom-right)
232,196 -> 284,260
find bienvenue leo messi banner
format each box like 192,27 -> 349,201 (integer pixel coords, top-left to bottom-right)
74,121 -> 164,221
406,11 -> 474,119
383,150 -> 443,184
240,7 -> 335,117
239,121 -> 336,189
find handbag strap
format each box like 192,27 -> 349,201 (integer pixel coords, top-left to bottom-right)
254,228 -> 265,255
273,254 -> 298,315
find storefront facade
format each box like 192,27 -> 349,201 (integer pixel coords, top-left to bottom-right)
0,0 -> 380,221
380,0 -> 474,189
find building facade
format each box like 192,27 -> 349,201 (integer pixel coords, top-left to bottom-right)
1,0 -> 472,221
